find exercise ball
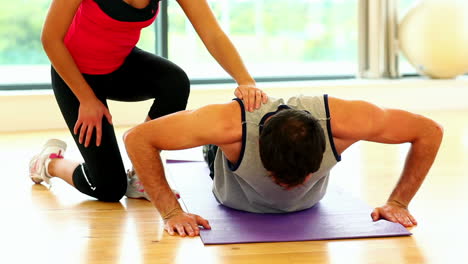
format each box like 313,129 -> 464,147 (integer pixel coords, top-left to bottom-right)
399,0 -> 468,78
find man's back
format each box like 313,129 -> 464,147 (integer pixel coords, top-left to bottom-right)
124,92 -> 442,235
213,95 -> 341,213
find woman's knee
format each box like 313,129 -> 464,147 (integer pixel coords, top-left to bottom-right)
94,179 -> 127,202
171,66 -> 190,101
75,164 -> 127,202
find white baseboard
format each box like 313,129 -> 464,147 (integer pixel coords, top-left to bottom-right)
1,77 -> 467,132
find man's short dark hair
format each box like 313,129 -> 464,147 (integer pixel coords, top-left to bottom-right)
259,109 -> 326,188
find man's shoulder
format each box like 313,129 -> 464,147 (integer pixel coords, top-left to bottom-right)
211,100 -> 243,128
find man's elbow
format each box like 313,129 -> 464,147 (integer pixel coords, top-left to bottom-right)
433,121 -> 444,143
123,127 -> 148,153
426,119 -> 444,146
122,127 -> 134,145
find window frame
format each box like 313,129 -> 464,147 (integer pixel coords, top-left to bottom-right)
0,0 -> 416,91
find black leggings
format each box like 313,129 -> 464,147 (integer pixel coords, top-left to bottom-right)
51,47 -> 190,202
203,144 -> 218,180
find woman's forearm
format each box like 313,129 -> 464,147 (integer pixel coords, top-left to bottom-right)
42,39 -> 96,103
201,31 -> 255,85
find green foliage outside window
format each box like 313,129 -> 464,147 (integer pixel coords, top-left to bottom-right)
0,0 -> 49,64
1,0 -> 357,66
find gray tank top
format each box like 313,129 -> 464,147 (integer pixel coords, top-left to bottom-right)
212,94 -> 341,213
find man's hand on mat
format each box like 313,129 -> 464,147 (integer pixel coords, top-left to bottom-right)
74,98 -> 113,148
164,212 -> 211,237
371,202 -> 418,227
234,84 -> 268,112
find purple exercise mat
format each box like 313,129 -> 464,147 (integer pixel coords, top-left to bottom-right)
166,162 -> 411,245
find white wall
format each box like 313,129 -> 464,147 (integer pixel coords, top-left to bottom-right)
1,78 -> 467,132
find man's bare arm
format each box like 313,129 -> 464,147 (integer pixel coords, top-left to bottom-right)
124,102 -> 242,236
329,97 -> 443,227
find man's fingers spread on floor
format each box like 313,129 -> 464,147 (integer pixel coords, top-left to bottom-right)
196,215 -> 211,229
184,224 -> 195,236
402,216 -> 415,227
409,215 -> 418,225
386,214 -> 397,222
371,209 -> 380,221
165,226 -> 175,236
191,223 -> 200,235
175,225 -> 186,237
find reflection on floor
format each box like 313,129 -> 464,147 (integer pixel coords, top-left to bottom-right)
1,108 -> 467,264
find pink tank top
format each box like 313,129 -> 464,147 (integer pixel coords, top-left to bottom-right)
64,0 -> 157,74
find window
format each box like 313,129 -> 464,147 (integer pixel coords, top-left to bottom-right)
0,0 -> 50,85
1,0 -> 418,89
398,0 -> 418,75
0,1 -> 154,86
168,0 -> 357,80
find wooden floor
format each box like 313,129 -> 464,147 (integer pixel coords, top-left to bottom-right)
1,107 -> 468,264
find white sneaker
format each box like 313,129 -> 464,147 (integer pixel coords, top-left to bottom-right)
29,139 -> 67,185
125,169 -> 180,201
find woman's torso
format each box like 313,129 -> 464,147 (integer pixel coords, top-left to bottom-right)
64,0 -> 159,74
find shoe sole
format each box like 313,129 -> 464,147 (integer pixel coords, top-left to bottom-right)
29,154 -> 43,184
